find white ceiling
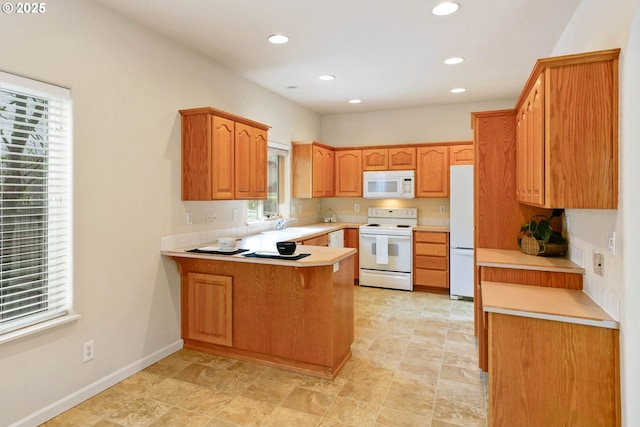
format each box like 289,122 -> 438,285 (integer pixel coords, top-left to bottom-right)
88,0 -> 581,115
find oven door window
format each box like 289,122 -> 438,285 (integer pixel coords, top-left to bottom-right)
359,234 -> 412,272
366,179 -> 400,194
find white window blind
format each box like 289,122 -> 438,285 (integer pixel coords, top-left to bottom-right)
0,71 -> 72,336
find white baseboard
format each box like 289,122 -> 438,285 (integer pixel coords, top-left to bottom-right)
10,339 -> 184,427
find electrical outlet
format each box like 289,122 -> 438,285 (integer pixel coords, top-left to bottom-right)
593,252 -> 604,275
354,203 -> 360,212
291,205 -> 296,214
186,213 -> 192,225
439,205 -> 446,214
205,211 -> 215,224
232,208 -> 238,221
83,340 -> 94,363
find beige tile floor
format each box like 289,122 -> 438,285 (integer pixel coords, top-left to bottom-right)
42,286 -> 487,427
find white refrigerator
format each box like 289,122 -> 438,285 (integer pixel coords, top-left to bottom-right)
449,165 -> 474,299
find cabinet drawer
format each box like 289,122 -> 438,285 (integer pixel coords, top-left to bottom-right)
415,269 -> 448,288
301,234 -> 329,246
415,255 -> 448,270
415,242 -> 447,257
415,232 -> 448,244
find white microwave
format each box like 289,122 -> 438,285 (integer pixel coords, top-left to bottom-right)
363,170 -> 415,199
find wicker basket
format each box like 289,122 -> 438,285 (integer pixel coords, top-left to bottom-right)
518,232 -> 567,256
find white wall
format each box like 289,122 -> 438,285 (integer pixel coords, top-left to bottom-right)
0,0 -> 320,425
550,0 -> 640,424
320,99 -> 514,146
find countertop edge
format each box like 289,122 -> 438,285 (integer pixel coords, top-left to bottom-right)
162,247 -> 357,267
481,281 -> 619,329
476,248 -> 584,273
483,306 -> 620,329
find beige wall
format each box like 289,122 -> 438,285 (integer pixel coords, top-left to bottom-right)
0,0 -> 320,425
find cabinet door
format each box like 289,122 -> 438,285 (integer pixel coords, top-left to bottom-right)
312,145 -> 325,198
312,145 -> 334,197
416,146 -> 449,197
389,147 -> 416,170
235,123 -> 267,199
449,145 -> 474,165
211,116 -> 235,199
335,150 -> 362,197
362,148 -> 388,170
181,113 -> 212,200
323,149 -> 335,197
516,75 -> 544,205
185,273 -> 233,347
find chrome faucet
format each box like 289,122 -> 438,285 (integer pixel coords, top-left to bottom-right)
276,217 -> 297,230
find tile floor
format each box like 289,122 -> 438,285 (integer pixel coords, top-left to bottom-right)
42,286 -> 487,427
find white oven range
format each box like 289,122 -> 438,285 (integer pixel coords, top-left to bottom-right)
359,207 -> 417,291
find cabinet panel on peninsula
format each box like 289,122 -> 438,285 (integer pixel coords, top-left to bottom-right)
180,107 -> 270,201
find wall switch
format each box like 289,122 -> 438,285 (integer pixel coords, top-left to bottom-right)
607,232 -> 616,255
232,208 -> 238,221
317,203 -> 321,213
593,252 -> 604,275
354,203 -> 360,212
439,205 -> 446,214
186,213 -> 192,225
291,205 -> 296,215
83,340 -> 94,363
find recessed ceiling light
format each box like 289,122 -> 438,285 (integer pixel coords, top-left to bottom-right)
267,34 -> 289,44
432,2 -> 460,16
445,57 -> 465,65
318,75 -> 335,81
349,99 -> 362,104
451,88 -> 466,93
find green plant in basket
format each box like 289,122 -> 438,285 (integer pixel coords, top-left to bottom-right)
520,210 -> 565,244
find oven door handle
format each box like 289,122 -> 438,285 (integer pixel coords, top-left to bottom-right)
360,235 -> 411,241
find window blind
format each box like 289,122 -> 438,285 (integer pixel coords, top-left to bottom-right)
0,71 -> 72,335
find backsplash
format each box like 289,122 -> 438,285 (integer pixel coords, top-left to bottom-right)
568,236 -> 620,320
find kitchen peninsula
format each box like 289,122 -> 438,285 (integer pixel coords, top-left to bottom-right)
163,240 -> 356,379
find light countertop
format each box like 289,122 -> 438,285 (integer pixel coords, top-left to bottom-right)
413,225 -> 450,232
476,248 -> 584,273
482,281 -> 618,329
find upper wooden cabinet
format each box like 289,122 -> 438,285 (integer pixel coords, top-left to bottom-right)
335,149 -> 362,197
362,147 -> 416,170
234,122 -> 268,200
362,148 -> 388,171
180,107 -> 269,201
416,146 -> 449,197
389,147 -> 416,170
292,142 -> 334,198
515,49 -> 620,209
449,144 -> 474,165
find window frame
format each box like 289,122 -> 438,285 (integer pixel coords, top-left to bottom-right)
247,142 -> 289,223
0,71 -> 74,340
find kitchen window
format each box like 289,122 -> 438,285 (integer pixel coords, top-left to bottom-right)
247,143 -> 288,222
0,71 -> 73,338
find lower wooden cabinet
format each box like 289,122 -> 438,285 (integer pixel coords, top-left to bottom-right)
414,231 -> 449,291
344,227 -> 359,281
184,272 -> 233,347
300,234 -> 329,246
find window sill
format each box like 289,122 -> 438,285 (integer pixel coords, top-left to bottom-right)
0,313 -> 82,346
